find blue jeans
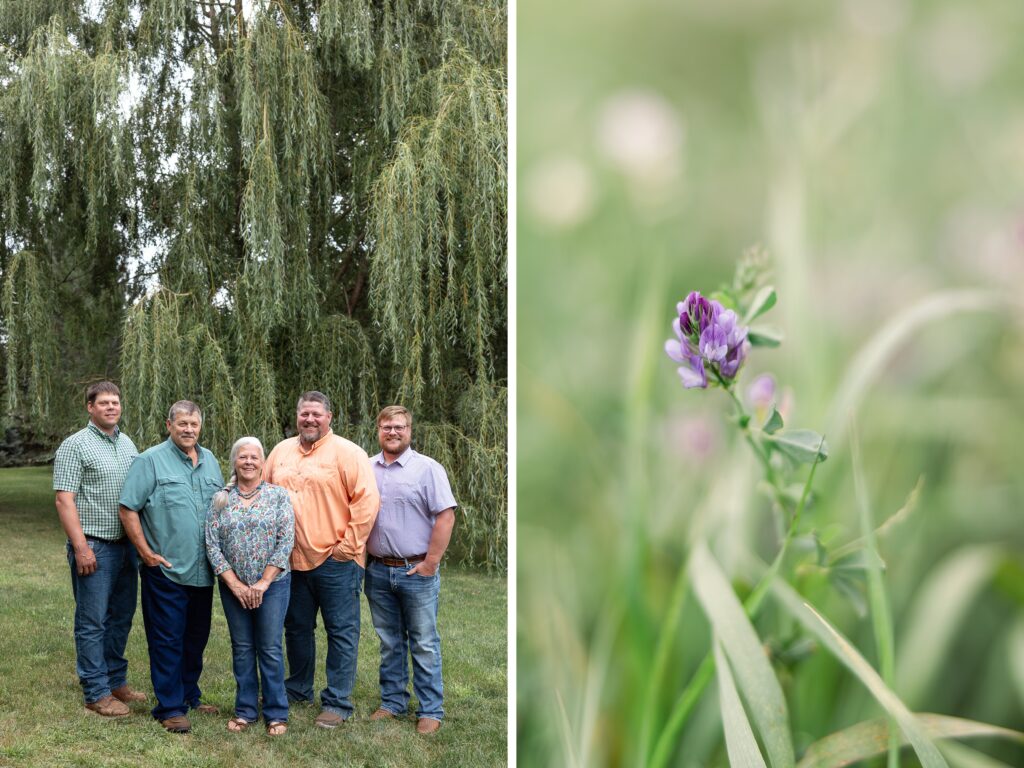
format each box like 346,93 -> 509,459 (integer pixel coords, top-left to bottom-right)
364,559 -> 443,720
139,565 -> 213,720
219,575 -> 290,723
66,538 -> 139,704
284,557 -> 363,717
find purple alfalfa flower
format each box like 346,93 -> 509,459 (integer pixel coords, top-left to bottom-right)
679,291 -> 718,339
747,373 -> 776,412
665,327 -> 707,388
666,292 -> 750,388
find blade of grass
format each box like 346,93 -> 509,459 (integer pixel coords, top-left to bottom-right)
715,641 -> 769,768
578,601 -> 622,767
895,546 -> 999,707
769,578 -> 949,768
637,553 -> 691,764
826,289 -> 999,446
691,541 -> 795,768
850,424 -> 898,768
554,687 -> 580,768
1009,617 -> 1024,712
940,740 -> 1018,768
830,476 -> 923,561
797,714 -> 1024,767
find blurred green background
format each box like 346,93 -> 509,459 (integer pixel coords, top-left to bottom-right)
518,0 -> 1024,765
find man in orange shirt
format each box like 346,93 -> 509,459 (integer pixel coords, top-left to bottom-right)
263,391 -> 380,728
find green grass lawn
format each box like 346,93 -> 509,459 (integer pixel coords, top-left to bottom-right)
0,466 -> 507,768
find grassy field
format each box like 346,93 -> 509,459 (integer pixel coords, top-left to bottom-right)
0,466 -> 507,768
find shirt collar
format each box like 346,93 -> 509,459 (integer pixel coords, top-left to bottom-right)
87,421 -> 120,442
167,437 -> 203,465
298,428 -> 334,455
375,447 -> 414,467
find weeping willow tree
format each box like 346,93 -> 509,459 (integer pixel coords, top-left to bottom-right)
0,0 -> 507,569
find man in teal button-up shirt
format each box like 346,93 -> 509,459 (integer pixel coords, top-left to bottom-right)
119,400 -> 224,734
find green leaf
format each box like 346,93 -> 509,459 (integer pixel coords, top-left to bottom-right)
745,285 -> 777,324
714,642 -> 769,768
691,542 -> 795,768
765,430 -> 829,464
749,325 -> 784,347
763,405 -> 784,434
769,580 -> 950,768
797,714 -> 1024,768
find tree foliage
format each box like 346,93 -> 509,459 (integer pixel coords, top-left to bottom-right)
0,0 -> 508,569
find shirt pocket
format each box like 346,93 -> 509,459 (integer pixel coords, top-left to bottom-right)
156,477 -> 191,514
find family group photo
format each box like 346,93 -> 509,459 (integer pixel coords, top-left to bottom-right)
0,0 -> 507,765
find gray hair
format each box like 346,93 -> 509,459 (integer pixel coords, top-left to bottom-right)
211,436 -> 265,512
296,390 -> 332,413
167,400 -> 202,424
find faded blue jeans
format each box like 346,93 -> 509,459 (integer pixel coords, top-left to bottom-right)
364,559 -> 443,720
66,537 -> 139,704
285,558 -> 363,718
219,574 -> 291,723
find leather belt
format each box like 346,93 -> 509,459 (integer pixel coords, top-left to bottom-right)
371,553 -> 427,567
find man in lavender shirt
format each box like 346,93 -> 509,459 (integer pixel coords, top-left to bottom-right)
365,405 -> 456,735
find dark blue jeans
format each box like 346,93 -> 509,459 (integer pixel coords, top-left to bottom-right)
364,559 -> 444,720
219,575 -> 290,723
66,538 -> 139,704
139,565 -> 213,720
284,557 -> 363,718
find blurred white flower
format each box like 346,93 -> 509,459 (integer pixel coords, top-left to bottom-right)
595,89 -> 685,190
523,156 -> 596,229
916,7 -> 1003,93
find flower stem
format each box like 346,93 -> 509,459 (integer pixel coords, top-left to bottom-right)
647,418 -> 826,767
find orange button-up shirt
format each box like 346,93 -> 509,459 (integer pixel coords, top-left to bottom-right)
264,429 -> 380,571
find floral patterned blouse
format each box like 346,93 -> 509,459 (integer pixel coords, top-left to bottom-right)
205,483 -> 294,585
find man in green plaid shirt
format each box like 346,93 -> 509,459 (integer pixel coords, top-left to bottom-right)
53,381 -> 147,717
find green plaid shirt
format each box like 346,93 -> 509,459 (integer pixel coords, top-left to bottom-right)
53,422 -> 139,540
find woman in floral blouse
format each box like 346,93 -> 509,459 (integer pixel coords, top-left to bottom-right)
205,436 -> 294,736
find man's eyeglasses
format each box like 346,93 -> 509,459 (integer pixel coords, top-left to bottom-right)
379,424 -> 408,433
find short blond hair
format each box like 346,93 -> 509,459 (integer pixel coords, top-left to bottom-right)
376,405 -> 412,427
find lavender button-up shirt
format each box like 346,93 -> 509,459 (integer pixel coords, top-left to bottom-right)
367,448 -> 457,558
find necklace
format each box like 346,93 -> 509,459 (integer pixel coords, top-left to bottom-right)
236,482 -> 264,500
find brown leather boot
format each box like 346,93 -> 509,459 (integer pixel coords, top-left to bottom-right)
416,717 -> 441,734
160,715 -> 192,733
85,695 -> 130,717
111,685 -> 147,703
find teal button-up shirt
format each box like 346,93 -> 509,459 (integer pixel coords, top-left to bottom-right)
119,438 -> 224,587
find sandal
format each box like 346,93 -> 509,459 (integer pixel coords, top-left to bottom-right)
227,716 -> 251,733
266,720 -> 287,737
